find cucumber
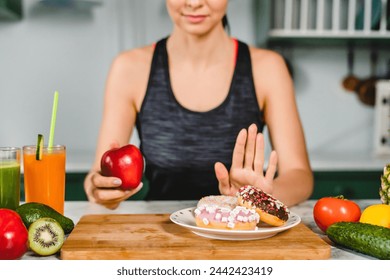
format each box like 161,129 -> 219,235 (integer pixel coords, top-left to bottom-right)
326,222 -> 390,260
36,134 -> 43,160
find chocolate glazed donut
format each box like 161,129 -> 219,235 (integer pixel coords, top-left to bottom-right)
237,185 -> 290,226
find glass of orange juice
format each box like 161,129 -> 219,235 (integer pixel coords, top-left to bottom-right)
23,145 -> 66,214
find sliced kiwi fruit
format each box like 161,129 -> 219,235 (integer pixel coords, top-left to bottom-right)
16,202 -> 74,234
36,134 -> 44,160
28,217 -> 65,256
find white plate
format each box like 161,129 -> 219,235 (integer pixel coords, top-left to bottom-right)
170,207 -> 301,241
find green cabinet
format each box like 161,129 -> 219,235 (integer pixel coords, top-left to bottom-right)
311,171 -> 382,199
21,173 -> 149,201
64,173 -> 150,201
0,0 -> 22,20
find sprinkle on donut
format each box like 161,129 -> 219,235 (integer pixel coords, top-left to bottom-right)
237,185 -> 290,223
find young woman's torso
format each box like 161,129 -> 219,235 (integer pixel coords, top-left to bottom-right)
126,37 -> 267,116
132,37 -> 266,199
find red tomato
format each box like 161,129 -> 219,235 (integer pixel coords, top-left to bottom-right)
0,208 -> 28,260
313,196 -> 361,233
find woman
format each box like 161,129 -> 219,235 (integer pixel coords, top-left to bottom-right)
84,0 -> 313,209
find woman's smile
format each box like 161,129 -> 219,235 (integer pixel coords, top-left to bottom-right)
183,14 -> 208,23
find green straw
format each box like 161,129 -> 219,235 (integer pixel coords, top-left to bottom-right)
48,91 -> 59,148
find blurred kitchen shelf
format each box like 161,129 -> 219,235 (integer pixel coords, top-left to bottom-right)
267,0 -> 390,48
269,31 -> 390,39
0,0 -> 22,20
39,0 -> 102,10
267,35 -> 390,48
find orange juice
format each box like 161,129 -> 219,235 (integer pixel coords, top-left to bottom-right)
23,145 -> 66,214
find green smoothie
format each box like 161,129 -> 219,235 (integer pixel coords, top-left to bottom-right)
0,162 -> 20,210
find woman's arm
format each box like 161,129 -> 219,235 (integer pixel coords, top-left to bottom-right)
253,49 -> 313,206
216,49 -> 313,207
84,47 -> 152,209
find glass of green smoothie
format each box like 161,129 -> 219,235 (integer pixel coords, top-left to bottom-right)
0,147 -> 21,210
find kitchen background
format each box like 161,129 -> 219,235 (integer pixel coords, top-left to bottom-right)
1,0 -> 390,200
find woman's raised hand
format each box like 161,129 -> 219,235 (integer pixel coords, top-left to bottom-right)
215,124 -> 278,196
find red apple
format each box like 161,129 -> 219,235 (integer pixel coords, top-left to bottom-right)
100,144 -> 144,190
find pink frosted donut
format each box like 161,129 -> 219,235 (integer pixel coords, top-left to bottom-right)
194,204 -> 260,230
197,195 -> 238,209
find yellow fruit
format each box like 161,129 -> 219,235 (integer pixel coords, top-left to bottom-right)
359,204 -> 390,228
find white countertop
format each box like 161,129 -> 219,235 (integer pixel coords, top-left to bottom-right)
20,199 -> 381,260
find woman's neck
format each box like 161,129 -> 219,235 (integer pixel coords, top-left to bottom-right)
167,27 -> 232,68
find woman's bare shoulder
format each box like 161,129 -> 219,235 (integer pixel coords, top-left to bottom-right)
248,46 -> 287,72
111,44 -> 154,75
249,46 -> 292,87
248,46 -> 294,109
104,44 -> 155,108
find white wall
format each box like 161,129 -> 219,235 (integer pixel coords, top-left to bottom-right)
0,0 -> 125,170
0,0 -> 389,172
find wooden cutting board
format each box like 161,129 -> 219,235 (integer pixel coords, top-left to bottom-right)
60,214 -> 331,260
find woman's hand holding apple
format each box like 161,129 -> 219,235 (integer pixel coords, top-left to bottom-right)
86,172 -> 143,210
84,144 -> 144,210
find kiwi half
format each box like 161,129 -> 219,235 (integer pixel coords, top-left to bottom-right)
28,217 -> 64,256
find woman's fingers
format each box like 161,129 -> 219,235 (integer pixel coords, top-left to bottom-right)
253,132 -> 265,174
91,172 -> 122,189
244,124 -> 258,169
265,150 -> 278,183
222,125 -> 276,196
94,183 -> 143,205
102,202 -> 121,210
231,128 -> 247,170
214,162 -> 231,194
232,124 -> 261,171
90,171 -> 143,206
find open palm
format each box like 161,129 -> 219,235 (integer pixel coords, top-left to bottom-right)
215,124 -> 278,196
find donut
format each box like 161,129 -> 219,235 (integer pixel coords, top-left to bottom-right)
194,204 -> 260,230
197,195 -> 238,209
237,185 -> 290,227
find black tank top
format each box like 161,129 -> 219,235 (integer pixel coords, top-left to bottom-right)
136,37 -> 264,200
